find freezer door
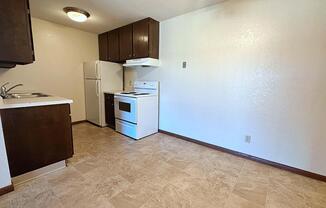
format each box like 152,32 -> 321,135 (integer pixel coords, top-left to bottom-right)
85,79 -> 101,125
98,61 -> 123,91
84,61 -> 100,79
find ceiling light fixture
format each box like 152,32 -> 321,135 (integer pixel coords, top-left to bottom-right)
63,7 -> 90,22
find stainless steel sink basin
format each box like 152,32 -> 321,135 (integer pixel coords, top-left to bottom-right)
5,93 -> 50,99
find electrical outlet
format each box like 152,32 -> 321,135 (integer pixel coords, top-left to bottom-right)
245,135 -> 251,143
182,61 -> 187,69
129,80 -> 132,86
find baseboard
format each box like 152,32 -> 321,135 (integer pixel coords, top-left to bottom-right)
71,120 -> 86,125
86,121 -> 106,128
12,160 -> 66,186
0,184 -> 14,196
159,130 -> 326,182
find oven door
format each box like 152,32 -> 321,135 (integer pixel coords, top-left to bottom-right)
114,96 -> 137,124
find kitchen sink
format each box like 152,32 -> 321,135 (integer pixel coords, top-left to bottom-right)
5,93 -> 50,99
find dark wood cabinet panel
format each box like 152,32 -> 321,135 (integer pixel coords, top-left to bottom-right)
98,32 -> 108,61
119,24 -> 133,61
0,63 -> 16,69
132,18 -> 159,59
148,18 -> 160,59
132,19 -> 149,59
105,93 -> 115,129
0,0 -> 34,67
108,29 -> 120,62
1,104 -> 73,177
98,17 -> 159,63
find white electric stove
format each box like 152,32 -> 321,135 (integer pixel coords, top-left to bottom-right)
114,81 -> 159,140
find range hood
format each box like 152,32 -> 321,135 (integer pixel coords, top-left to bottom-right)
123,58 -> 161,68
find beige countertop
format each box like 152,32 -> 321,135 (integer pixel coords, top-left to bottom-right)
0,96 -> 73,110
103,90 -> 122,94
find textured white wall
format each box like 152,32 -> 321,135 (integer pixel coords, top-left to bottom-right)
0,17 -> 99,122
125,0 -> 326,175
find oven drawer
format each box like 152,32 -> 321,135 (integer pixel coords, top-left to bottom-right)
115,119 -> 137,139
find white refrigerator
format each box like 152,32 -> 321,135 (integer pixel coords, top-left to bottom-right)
84,61 -> 123,127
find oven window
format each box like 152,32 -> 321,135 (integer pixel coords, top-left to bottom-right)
119,102 -> 131,112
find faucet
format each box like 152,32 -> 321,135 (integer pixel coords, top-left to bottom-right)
0,82 -> 23,98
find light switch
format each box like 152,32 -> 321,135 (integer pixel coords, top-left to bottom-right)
182,61 -> 187,69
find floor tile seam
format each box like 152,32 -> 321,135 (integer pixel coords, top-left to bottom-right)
226,159 -> 247,204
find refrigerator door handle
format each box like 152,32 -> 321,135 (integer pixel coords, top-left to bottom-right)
96,80 -> 99,97
95,62 -> 99,79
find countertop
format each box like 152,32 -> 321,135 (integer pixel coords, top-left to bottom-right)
103,90 -> 122,95
0,96 -> 73,110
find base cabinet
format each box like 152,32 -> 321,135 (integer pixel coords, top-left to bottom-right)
0,104 -> 73,177
105,93 -> 115,129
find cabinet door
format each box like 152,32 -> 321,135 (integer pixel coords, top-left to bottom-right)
108,29 -> 120,62
0,63 -> 16,68
1,104 -> 73,177
0,0 -> 34,65
148,18 -> 160,59
105,93 -> 115,129
119,24 -> 133,61
98,32 -> 108,61
132,19 -> 149,59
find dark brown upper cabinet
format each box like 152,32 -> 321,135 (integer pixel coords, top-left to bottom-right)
119,24 -> 133,61
133,18 -> 159,59
132,19 -> 149,59
108,29 -> 120,62
0,0 -> 35,68
98,32 -> 108,61
98,17 -> 159,63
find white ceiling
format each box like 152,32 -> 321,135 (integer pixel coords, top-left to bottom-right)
29,0 -> 225,34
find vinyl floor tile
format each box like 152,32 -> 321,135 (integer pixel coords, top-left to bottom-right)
0,123 -> 325,208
